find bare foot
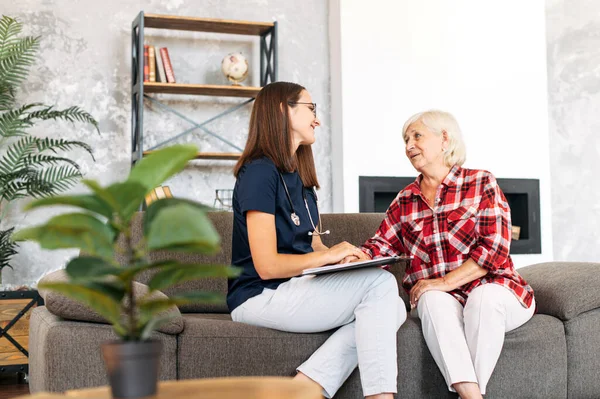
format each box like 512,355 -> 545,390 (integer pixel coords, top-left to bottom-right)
453,382 -> 483,399
294,372 -> 324,394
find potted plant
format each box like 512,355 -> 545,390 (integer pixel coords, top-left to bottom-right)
13,144 -> 239,398
0,15 -> 98,286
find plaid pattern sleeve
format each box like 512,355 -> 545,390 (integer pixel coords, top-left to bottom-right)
359,166 -> 534,309
470,175 -> 512,271
361,200 -> 406,259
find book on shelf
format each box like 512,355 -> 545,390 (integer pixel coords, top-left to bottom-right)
145,185 -> 174,207
143,45 -> 149,82
159,47 -> 176,83
148,46 -> 156,82
155,47 -> 167,83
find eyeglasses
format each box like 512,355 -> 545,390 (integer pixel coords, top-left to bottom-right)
288,101 -> 317,117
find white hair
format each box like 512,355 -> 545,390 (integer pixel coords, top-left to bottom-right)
402,110 -> 466,167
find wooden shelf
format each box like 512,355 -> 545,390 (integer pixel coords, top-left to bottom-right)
143,151 -> 241,161
144,82 -> 261,98
144,14 -> 274,36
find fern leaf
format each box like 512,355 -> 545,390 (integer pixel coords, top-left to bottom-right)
34,137 -> 94,159
0,103 -> 37,138
0,36 -> 40,90
0,227 -> 18,271
25,105 -> 99,133
0,16 -> 22,54
0,136 -> 38,176
26,165 -> 82,197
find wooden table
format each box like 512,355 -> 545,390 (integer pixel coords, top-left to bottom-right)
13,377 -> 323,399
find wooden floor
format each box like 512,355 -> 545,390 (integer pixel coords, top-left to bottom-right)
0,373 -> 29,399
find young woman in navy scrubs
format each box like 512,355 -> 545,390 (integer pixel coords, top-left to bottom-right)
227,82 -> 406,399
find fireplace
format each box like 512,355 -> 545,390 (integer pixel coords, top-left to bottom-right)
358,176 -> 541,254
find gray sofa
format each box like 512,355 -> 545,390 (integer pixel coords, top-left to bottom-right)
29,212 -> 600,398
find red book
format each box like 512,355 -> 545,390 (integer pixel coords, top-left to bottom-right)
159,47 -> 176,83
143,45 -> 149,83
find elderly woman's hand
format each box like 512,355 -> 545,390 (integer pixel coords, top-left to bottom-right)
409,278 -> 451,309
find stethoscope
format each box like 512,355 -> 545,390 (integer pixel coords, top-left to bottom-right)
278,172 -> 330,236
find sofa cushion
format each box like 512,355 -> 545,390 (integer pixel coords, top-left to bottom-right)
39,270 -> 184,335
396,314 -> 567,399
518,262 -> 600,321
319,213 -> 386,248
177,312 -> 566,399
563,307 -> 600,398
177,313 -> 363,397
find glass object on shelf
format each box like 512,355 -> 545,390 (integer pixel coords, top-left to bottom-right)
214,189 -> 234,211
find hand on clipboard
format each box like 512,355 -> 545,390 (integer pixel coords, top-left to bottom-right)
301,254 -> 413,276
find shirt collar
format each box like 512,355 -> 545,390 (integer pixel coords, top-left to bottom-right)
407,165 -> 462,196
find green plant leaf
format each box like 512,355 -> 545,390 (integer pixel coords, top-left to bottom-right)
138,314 -> 178,341
143,197 -> 214,237
127,145 -> 197,191
38,281 -> 125,330
82,179 -> 120,210
147,263 -> 240,291
146,203 -> 220,253
23,194 -> 113,219
65,256 -> 122,281
105,181 -> 149,223
82,180 -> 147,224
12,213 -> 115,259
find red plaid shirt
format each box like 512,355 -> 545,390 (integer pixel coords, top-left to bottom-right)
361,165 -> 534,308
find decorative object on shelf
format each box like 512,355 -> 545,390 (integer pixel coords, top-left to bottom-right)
221,52 -> 249,86
131,12 -> 277,164
0,15 -> 98,286
144,185 -> 173,207
13,145 -> 240,399
511,225 -> 521,241
0,289 -> 43,379
213,189 -> 233,211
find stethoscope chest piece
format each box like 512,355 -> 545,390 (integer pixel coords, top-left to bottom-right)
291,212 -> 300,226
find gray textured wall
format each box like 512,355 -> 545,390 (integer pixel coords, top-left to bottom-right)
2,0 -> 331,287
546,0 -> 600,262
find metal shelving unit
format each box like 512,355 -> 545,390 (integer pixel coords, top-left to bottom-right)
131,12 -> 278,165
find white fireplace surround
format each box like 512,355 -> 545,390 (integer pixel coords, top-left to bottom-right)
328,0 -> 553,268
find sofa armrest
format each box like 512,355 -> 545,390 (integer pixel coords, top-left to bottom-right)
518,262 -> 600,321
38,269 -> 184,335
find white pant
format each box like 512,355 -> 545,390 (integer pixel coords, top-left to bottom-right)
415,283 -> 535,395
231,267 -> 407,398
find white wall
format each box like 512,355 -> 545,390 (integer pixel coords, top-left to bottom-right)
330,0 -> 553,268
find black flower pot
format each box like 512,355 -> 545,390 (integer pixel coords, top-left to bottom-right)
101,339 -> 162,399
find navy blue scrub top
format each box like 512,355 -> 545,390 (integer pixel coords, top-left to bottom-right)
227,157 -> 319,312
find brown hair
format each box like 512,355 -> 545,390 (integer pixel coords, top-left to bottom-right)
233,82 -> 320,188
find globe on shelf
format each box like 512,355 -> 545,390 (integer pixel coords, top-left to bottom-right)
221,52 -> 249,86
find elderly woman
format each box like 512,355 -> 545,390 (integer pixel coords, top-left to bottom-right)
356,110 -> 535,399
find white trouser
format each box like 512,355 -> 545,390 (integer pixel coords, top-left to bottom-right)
415,283 -> 535,395
231,267 -> 407,398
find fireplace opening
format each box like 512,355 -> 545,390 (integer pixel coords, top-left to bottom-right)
359,176 -> 541,254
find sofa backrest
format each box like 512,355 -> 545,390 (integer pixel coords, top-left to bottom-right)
129,211 -> 388,313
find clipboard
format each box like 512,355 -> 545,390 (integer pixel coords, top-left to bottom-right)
301,255 -> 412,276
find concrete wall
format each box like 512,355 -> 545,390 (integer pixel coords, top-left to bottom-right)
546,0 -> 600,262
1,0 -> 332,287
